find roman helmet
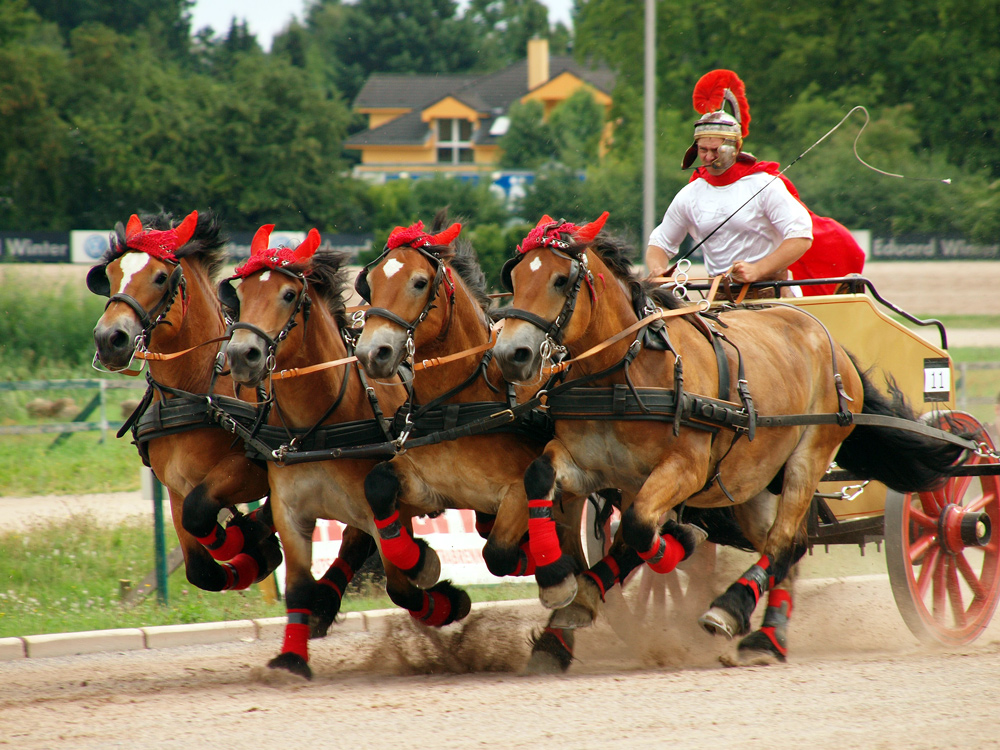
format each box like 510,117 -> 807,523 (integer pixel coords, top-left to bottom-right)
681,69 -> 751,170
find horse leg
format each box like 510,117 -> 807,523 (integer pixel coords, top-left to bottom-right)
165,487 -> 232,591
364,461 -> 441,589
523,445 -> 585,609
700,434 -> 833,644
180,457 -> 280,590
481,485 -> 536,578
309,525 -> 378,638
383,559 -> 472,628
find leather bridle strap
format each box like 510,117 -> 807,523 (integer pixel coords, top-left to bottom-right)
134,335 -> 231,362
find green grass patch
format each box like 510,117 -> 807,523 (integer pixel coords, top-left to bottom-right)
890,313 -> 1000,329
0,516 -> 537,637
0,432 -> 141,496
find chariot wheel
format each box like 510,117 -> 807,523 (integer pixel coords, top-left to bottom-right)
583,496 -> 717,641
884,411 -> 1000,646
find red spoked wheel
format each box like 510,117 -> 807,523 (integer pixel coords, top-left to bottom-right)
884,411 -> 1000,645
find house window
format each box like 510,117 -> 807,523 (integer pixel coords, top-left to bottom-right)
437,118 -> 475,163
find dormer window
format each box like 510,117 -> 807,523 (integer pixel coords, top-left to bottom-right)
437,118 -> 475,163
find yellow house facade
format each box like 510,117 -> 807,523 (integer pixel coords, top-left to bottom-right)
345,40 -> 614,180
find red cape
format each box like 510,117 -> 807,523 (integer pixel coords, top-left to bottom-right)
691,160 -> 865,295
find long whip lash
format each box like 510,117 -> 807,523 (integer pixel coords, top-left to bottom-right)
671,106 -> 951,268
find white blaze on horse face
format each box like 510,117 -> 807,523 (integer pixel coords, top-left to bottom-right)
382,258 -> 404,278
116,253 -> 151,295
260,271 -> 271,283
529,257 -> 542,272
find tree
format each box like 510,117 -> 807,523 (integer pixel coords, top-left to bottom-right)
26,0 -> 193,54
549,88 -> 605,170
498,99 -> 556,169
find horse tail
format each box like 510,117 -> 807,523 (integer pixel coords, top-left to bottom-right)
834,360 -> 969,493
682,506 -> 758,552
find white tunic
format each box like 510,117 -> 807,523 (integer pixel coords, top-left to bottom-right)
648,173 -> 813,277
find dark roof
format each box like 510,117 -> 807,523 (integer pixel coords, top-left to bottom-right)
349,56 -> 615,147
345,110 -> 431,147
354,74 -> 480,110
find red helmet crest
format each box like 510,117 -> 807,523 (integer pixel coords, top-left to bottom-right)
233,226 -> 322,278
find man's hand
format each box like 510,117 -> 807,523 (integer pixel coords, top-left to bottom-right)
729,260 -> 766,284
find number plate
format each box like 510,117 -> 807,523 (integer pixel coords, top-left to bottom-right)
923,357 -> 950,402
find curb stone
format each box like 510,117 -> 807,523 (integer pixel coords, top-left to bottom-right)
0,598 -> 544,662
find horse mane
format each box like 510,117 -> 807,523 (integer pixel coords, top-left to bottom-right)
103,210 -> 228,281
568,232 -> 687,312
288,248 -> 352,329
428,209 -> 491,312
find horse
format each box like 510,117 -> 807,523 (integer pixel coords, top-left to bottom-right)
493,213 -> 966,663
222,225 -> 471,679
88,211 -> 281,594
350,216 -> 677,672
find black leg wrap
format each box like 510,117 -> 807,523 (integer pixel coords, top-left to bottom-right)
620,505 -> 656,553
612,546 -> 644,581
769,545 -> 803,587
181,484 -> 220,538
482,541 -> 522,578
247,500 -> 275,532
534,554 -> 578,589
709,581 -> 760,637
474,512 -> 496,539
530,627 -> 575,672
523,455 -> 555,499
184,550 -> 228,592
364,461 -> 400,519
386,577 -> 425,612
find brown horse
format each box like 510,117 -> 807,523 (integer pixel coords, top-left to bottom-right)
88,211 -> 281,594
223,225 -> 471,679
351,217 -> 622,671
493,214 -> 966,663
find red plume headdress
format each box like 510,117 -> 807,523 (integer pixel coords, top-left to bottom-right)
682,70 -> 751,169
385,220 -> 462,251
123,211 -> 199,261
516,212 -> 609,254
233,226 -> 322,278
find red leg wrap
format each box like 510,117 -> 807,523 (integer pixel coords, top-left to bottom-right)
638,533 -> 685,574
222,553 -> 259,591
281,611 -> 310,660
411,590 -> 452,627
319,558 -> 354,598
527,499 -> 563,566
512,541 -> 537,576
197,523 -> 245,562
374,511 -> 421,571
583,554 -> 622,600
544,626 -> 572,654
767,588 -> 793,615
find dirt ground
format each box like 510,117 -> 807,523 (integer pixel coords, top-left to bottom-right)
3,573 -> 1000,749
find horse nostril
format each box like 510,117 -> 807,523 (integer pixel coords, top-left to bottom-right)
244,346 -> 262,364
374,345 -> 393,363
512,347 -> 532,364
109,330 -> 129,350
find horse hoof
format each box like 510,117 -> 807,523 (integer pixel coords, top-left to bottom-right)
548,602 -> 595,630
698,607 -> 739,640
539,575 -> 578,610
267,652 -> 313,680
735,629 -> 787,665
411,546 -> 441,589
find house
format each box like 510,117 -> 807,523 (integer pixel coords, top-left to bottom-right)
344,39 -> 615,185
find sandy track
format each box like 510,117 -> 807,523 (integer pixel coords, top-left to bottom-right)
3,576 -> 1000,749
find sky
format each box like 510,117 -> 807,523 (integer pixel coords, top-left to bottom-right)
190,1 -> 575,51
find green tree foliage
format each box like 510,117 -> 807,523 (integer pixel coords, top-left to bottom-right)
500,91 -> 606,170
499,100 -> 556,169
27,0 -> 193,53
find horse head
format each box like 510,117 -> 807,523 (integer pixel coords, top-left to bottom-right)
494,212 -> 609,382
354,219 -> 463,379
223,225 -> 322,387
89,211 -> 205,371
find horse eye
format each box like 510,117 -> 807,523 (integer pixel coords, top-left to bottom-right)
283,290 -> 297,303
153,271 -> 168,285
413,278 -> 428,291
553,275 -> 569,289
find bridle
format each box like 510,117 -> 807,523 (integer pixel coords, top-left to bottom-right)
354,244 -> 456,360
88,255 -> 187,372
220,266 -> 312,376
496,236 -> 596,368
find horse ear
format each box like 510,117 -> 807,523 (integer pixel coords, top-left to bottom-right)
429,222 -> 461,247
125,215 -> 143,241
573,211 -> 609,245
86,264 -> 111,297
250,224 -> 274,256
173,210 -> 198,247
294,228 -> 321,261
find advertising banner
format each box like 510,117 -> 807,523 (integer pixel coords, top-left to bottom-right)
0,232 -> 70,262
71,230 -> 112,264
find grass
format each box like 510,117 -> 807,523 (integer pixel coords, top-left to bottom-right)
0,515 -> 538,638
0,432 -> 141,496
